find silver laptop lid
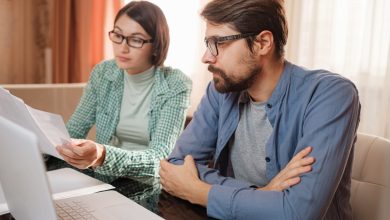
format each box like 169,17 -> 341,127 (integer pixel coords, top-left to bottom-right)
0,117 -> 57,220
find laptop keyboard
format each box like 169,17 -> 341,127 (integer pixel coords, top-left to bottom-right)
55,200 -> 97,220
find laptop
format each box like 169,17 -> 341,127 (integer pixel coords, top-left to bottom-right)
0,117 -> 163,220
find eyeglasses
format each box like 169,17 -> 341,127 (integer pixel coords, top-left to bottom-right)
108,31 -> 153,48
204,33 -> 257,56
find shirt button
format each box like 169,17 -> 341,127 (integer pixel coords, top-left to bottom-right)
265,157 -> 271,162
266,103 -> 272,108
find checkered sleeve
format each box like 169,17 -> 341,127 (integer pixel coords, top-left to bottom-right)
66,64 -> 101,138
95,74 -> 191,177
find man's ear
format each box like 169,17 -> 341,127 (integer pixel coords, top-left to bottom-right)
253,30 -> 274,56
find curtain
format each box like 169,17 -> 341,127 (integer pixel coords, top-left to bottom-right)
0,0 -> 50,84
151,0 -> 210,116
285,0 -> 390,139
52,0 -> 121,83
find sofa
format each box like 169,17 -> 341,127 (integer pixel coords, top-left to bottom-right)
351,133 -> 390,220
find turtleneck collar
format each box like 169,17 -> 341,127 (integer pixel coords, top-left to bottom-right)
124,66 -> 155,84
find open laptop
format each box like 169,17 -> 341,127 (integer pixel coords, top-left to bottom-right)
0,117 -> 163,220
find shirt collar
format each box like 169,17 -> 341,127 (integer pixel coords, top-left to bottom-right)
238,91 -> 250,104
266,60 -> 293,108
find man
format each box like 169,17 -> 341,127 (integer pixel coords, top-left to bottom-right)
159,0 -> 360,219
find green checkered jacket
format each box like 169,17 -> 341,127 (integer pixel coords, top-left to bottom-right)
66,60 -> 192,177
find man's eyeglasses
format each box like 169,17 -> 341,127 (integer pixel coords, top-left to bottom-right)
108,31 -> 153,48
204,33 -> 257,57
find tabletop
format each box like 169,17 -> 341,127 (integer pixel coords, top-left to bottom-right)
0,157 -> 214,220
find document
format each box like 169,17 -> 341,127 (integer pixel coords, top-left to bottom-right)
0,87 -> 69,159
0,168 -> 115,215
48,168 -> 114,200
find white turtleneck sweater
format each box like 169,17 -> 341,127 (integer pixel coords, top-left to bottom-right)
114,66 -> 155,151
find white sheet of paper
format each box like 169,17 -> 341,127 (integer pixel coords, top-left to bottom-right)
48,168 -> 114,200
0,168 -> 115,215
0,87 -> 69,159
27,106 -> 71,155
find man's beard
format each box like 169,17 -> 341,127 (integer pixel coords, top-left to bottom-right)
208,64 -> 260,93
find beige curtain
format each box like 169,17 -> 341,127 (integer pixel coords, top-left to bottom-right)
0,0 -> 50,84
284,0 -> 390,139
188,0 -> 212,116
52,0 -> 121,83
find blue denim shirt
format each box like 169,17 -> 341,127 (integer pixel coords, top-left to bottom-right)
168,61 -> 360,220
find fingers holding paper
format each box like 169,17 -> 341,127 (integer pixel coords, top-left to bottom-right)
56,139 -> 106,169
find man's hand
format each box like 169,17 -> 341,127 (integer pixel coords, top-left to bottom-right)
159,155 -> 211,206
56,139 -> 106,169
258,146 -> 315,191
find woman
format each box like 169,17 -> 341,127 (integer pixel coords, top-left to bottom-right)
56,1 -> 192,178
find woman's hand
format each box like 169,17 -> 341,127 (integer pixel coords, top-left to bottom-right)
56,139 -> 106,169
258,146 -> 315,191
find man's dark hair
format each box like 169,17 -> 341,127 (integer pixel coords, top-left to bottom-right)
115,1 -> 169,66
201,0 -> 288,58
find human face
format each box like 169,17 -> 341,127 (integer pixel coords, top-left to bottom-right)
112,15 -> 153,74
202,23 -> 261,93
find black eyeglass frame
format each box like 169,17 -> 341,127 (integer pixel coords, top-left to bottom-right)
204,33 -> 257,56
108,30 -> 153,48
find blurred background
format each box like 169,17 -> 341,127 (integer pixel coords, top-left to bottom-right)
0,0 -> 389,139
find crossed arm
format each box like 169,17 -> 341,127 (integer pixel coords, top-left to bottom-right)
159,146 -> 315,206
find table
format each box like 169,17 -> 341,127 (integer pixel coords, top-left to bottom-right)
0,158 -> 213,220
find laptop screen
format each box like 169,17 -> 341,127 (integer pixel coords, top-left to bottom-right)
0,117 -> 57,220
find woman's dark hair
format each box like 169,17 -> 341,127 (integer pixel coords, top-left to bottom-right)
201,0 -> 288,59
114,1 -> 169,66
